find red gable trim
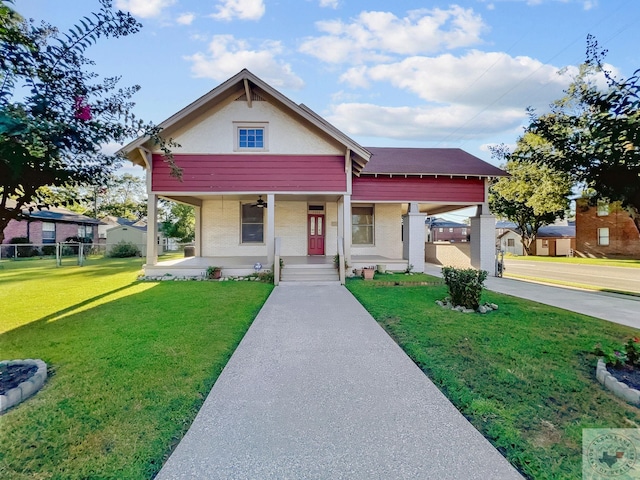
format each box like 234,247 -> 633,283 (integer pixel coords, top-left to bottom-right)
352,176 -> 484,203
152,154 -> 347,193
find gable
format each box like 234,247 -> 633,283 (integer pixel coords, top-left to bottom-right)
167,91 -> 344,156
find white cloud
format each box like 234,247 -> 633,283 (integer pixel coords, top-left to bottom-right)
210,0 -> 265,21
340,51 -> 579,111
176,12 -> 196,25
114,0 -> 176,18
184,35 -> 304,89
319,0 -> 339,8
326,103 -> 525,141
299,7 -> 486,64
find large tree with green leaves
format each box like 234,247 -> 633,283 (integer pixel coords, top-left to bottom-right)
526,35 -> 640,233
160,201 -> 195,243
0,0 -> 178,243
490,134 -> 573,255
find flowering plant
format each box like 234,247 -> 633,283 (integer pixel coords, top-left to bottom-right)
594,337 -> 640,369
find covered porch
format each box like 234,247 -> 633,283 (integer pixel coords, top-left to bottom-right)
143,254 -> 409,279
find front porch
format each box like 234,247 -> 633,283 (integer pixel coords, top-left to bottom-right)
143,254 -> 409,279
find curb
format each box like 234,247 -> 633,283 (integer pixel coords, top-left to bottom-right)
0,359 -> 48,414
596,359 -> 640,406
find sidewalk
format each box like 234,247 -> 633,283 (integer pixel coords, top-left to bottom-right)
155,285 -> 522,479
423,264 -> 640,329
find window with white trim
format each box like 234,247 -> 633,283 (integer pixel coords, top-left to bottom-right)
78,225 -> 93,240
598,227 -> 610,246
42,222 -> 55,243
597,200 -> 609,216
352,206 -> 374,245
241,203 -> 264,243
235,123 -> 268,151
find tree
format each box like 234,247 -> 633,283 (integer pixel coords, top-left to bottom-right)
160,201 -> 195,243
0,0 -> 179,243
489,134 -> 573,255
526,35 -> 640,233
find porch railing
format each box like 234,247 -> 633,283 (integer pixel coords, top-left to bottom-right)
274,237 -> 281,286
337,236 -> 345,285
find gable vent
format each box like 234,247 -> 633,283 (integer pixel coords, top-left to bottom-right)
235,92 -> 265,102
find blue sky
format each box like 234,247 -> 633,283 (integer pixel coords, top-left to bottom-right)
15,0 -> 639,172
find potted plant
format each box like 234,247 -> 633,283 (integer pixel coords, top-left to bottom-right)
353,268 -> 363,277
206,266 -> 222,279
363,267 -> 375,280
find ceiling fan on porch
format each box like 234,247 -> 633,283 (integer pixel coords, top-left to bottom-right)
252,195 -> 268,208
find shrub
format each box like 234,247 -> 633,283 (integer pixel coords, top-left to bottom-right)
8,237 -> 39,257
108,241 -> 141,258
594,337 -> 640,369
441,266 -> 488,310
42,245 -> 57,256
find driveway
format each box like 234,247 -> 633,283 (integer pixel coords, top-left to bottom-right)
504,259 -> 640,294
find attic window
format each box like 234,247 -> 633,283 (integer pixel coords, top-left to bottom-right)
234,123 -> 268,151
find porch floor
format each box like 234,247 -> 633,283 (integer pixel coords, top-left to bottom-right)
144,255 -> 408,278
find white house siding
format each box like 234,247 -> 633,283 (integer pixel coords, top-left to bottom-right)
499,230 -> 524,256
351,203 -> 402,258
168,99 -> 343,155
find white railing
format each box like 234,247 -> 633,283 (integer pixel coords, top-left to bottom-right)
274,237 -> 281,286
338,236 -> 345,285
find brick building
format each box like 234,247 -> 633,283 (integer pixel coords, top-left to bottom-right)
3,203 -> 100,246
575,198 -> 640,258
426,217 -> 470,243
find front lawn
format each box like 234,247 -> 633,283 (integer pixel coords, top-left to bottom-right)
347,276 -> 640,479
0,258 -> 273,479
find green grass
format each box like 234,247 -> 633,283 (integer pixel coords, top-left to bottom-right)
347,276 -> 640,479
0,257 -> 273,479
506,255 -> 640,268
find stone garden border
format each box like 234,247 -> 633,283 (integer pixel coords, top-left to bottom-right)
596,359 -> 640,406
0,359 -> 47,414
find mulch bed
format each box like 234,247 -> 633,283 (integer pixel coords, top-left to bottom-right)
374,281 -> 444,286
0,364 -> 38,395
609,366 -> 640,391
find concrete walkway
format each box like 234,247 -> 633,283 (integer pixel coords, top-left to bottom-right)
423,264 -> 640,329
155,285 -> 522,479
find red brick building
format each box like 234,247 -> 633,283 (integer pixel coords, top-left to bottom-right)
575,198 -> 640,258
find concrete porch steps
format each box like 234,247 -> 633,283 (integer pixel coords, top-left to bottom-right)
280,263 -> 339,283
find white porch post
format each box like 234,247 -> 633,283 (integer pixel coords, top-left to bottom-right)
194,205 -> 202,257
342,194 -> 351,266
402,202 -> 426,273
266,194 -> 275,265
146,193 -> 158,265
470,199 -> 496,274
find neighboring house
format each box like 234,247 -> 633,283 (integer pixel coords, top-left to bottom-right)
106,224 -> 164,257
119,70 -> 505,279
496,220 -> 575,256
575,198 -> 640,258
426,217 -> 469,243
2,201 -> 100,246
98,215 -> 146,241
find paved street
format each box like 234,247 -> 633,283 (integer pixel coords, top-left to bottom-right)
503,259 -> 640,294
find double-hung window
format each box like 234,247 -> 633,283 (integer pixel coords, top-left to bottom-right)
241,203 -> 264,244
78,225 -> 93,240
352,206 -> 374,245
42,222 -> 55,244
598,227 -> 610,246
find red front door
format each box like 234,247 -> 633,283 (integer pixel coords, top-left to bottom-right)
308,214 -> 325,255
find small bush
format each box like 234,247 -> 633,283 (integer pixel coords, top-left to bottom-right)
42,245 -> 57,256
108,241 -> 141,258
8,237 -> 39,257
441,267 -> 488,310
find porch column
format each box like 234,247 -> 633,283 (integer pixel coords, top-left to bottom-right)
470,210 -> 496,274
266,194 -> 275,265
194,205 -> 202,257
146,193 -> 158,266
402,202 -> 426,273
342,194 -> 351,266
